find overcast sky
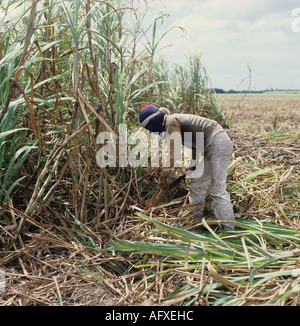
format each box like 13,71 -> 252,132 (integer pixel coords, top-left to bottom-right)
146,0 -> 300,91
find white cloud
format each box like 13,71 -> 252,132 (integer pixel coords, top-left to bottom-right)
147,0 -> 300,90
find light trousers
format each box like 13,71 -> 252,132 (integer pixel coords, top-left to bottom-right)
188,131 -> 235,230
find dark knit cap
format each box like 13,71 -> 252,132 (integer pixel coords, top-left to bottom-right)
139,104 -> 165,133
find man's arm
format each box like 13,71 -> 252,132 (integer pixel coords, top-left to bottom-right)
160,117 -> 182,183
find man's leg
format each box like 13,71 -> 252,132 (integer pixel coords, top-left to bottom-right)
209,132 -> 235,230
188,157 -> 211,222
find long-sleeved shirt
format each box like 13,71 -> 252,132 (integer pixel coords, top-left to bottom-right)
160,113 -> 224,178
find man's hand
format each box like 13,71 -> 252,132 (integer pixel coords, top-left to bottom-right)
159,178 -> 169,191
186,166 -> 196,171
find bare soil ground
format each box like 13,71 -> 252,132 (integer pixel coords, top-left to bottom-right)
219,95 -> 299,167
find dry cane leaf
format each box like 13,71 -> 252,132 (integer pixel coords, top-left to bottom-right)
207,262 -> 247,290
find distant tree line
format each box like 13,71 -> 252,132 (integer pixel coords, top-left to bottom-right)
212,88 -> 300,94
